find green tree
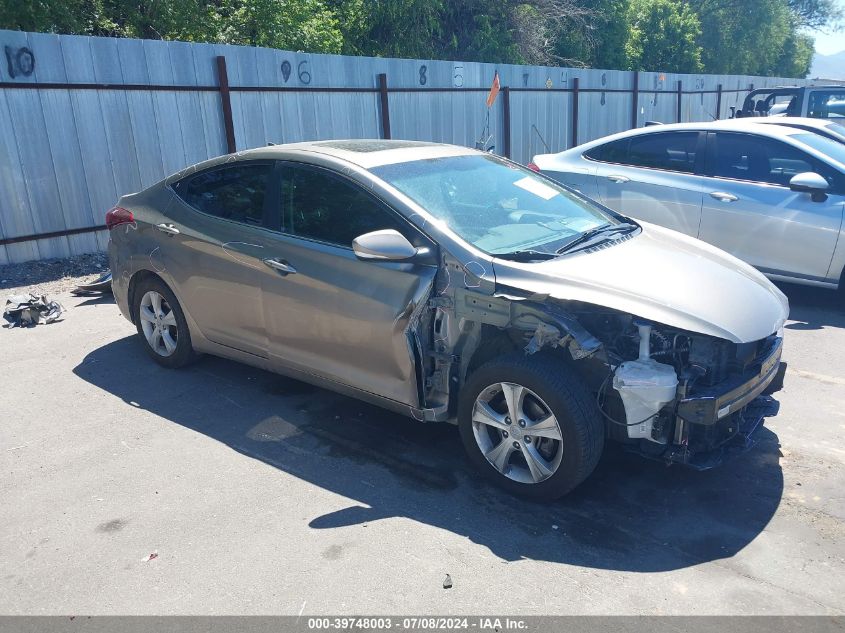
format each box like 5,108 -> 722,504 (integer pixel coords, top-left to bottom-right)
625,0 -> 703,72
0,0 -> 830,75
554,0 -> 630,68
0,0 -> 92,33
692,0 -> 810,75
91,0 -> 222,41
224,0 -> 344,52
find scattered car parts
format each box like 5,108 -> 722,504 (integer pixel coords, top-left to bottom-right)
71,270 -> 113,296
3,294 -> 65,327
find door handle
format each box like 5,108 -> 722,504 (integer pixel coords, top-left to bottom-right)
155,223 -> 180,235
710,191 -> 738,202
606,174 -> 630,183
262,258 -> 297,275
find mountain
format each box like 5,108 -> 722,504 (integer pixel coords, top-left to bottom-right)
810,50 -> 845,80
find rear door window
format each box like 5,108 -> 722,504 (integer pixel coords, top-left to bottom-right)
585,132 -> 699,173
584,138 -> 628,163
625,132 -> 699,172
175,163 -> 272,226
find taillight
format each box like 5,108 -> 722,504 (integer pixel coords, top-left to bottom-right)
106,206 -> 134,230
526,162 -> 541,173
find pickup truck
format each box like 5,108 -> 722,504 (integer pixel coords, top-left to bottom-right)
732,85 -> 845,119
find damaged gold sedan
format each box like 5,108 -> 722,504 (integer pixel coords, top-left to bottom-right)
107,140 -> 788,499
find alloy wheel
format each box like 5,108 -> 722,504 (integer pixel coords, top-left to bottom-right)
471,382 -> 564,484
139,290 -> 178,357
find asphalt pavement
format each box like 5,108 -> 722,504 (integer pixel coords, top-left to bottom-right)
1,283 -> 843,614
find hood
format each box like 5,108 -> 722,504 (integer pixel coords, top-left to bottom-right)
491,222 -> 789,343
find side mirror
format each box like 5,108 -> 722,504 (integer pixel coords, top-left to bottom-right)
352,229 -> 419,261
789,172 -> 829,201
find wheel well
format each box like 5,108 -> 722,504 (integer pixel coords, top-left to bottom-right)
464,326 -> 521,378
127,270 -> 167,324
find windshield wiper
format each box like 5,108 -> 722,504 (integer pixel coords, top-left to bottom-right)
556,222 -> 637,254
493,249 -> 558,262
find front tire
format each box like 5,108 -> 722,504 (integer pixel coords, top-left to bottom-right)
458,353 -> 604,500
132,277 -> 195,369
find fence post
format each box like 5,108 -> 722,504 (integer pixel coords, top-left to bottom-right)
378,73 -> 391,140
716,83 -> 723,120
570,77 -> 579,148
215,56 -> 236,154
676,80 -> 683,123
631,71 -> 639,129
502,86 -> 511,159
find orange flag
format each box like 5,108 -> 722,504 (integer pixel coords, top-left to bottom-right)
486,71 -> 500,107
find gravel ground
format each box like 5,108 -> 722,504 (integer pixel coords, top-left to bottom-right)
0,253 -> 109,297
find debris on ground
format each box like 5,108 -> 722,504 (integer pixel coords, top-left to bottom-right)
443,574 -> 453,589
143,552 -> 159,562
0,253 -> 108,296
3,294 -> 65,327
71,270 -> 113,296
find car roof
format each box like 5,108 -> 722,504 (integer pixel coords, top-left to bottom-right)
548,118 -> 844,171
564,120 -> 814,152
616,120 -> 810,137
722,117 -> 835,129
232,139 -> 478,169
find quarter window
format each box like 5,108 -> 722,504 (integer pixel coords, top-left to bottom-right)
176,163 -> 271,225
280,166 -> 407,247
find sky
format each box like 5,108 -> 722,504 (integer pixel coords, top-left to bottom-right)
806,0 -> 845,55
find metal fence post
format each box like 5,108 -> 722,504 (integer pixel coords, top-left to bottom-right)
716,83 -> 723,120
676,80 -> 683,123
215,56 -> 236,154
571,77 -> 579,148
378,73 -> 391,140
502,86 -> 511,159
631,71 -> 639,129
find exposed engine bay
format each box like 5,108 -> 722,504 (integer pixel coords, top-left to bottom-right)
413,254 -> 784,469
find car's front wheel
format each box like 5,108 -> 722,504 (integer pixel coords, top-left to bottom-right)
133,277 -> 195,368
458,353 -> 604,500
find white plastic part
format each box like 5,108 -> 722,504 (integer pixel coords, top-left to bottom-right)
637,322 -> 652,361
613,360 -> 678,441
613,323 -> 678,442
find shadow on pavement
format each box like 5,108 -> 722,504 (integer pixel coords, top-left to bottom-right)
777,282 -> 845,332
74,334 -> 784,573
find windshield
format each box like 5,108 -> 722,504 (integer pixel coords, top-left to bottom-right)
372,154 -> 621,256
792,133 -> 845,166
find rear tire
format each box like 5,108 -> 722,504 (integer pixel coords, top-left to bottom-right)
132,277 -> 195,369
458,353 -> 604,500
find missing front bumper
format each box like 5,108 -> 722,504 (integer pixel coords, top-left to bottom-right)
626,394 -> 780,470
676,337 -> 784,426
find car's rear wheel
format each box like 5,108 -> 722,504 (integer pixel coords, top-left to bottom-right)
458,353 -> 604,500
133,277 -> 194,368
